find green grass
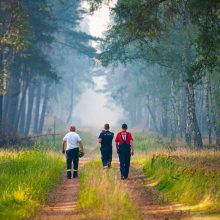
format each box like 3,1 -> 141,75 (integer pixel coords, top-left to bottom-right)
78,161 -> 142,220
133,133 -> 164,152
141,149 -> 220,214
0,150 -> 65,220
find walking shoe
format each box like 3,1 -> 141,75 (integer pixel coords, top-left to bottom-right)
67,176 -> 71,179
121,176 -> 125,180
73,172 -> 78,178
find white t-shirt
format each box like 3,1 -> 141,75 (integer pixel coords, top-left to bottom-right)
63,132 -> 81,150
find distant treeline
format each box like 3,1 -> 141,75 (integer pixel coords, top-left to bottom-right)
0,0 -> 95,144
90,0 -> 220,148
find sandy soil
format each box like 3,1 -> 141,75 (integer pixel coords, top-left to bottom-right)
32,159 -> 88,220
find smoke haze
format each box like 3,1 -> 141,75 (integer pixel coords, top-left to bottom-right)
73,76 -> 124,128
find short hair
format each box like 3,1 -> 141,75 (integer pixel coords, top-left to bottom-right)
104,123 -> 110,130
122,124 -> 127,129
70,125 -> 76,132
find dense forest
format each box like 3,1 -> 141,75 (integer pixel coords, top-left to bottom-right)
89,0 -> 220,148
0,0 -> 95,144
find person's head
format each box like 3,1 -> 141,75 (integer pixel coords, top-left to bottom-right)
70,125 -> 76,132
122,123 -> 128,131
104,123 -> 110,130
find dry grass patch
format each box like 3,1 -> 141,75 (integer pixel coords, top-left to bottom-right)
79,161 -> 142,220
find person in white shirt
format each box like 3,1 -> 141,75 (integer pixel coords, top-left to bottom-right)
62,125 -> 84,179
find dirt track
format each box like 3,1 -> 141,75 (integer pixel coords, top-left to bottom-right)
33,159 -> 89,220
33,156 -> 219,220
123,165 -> 188,220
122,165 -> 220,220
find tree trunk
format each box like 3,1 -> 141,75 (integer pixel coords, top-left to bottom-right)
5,69 -> 20,133
146,97 -> 159,132
216,127 -> 220,146
205,78 -> 212,144
198,87 -> 204,134
38,83 -> 50,134
24,83 -> 35,135
185,82 -> 203,148
170,80 -> 177,141
66,79 -> 74,124
18,96 -> 26,135
178,89 -> 185,139
14,77 -> 29,131
33,84 -> 41,134
0,49 -> 3,132
161,101 -> 168,137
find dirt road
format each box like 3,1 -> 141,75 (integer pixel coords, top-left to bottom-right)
33,156 -> 219,220
33,159 -> 89,220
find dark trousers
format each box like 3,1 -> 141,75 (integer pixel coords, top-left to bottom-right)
118,146 -> 131,178
66,148 -> 79,178
100,147 -> 112,168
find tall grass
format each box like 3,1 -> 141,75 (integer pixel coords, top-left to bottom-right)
134,133 -> 164,151
0,150 -> 64,220
142,149 -> 220,213
79,161 -> 142,220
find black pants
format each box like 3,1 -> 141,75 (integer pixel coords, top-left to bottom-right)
118,146 -> 131,178
100,147 -> 112,168
66,148 -> 79,178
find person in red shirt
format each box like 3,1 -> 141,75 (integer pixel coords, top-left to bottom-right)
115,124 -> 134,180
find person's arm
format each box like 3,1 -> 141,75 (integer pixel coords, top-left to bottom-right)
130,140 -> 134,156
129,133 -> 134,156
98,132 -> 103,144
78,141 -> 84,154
62,140 -> 66,154
116,142 -> 119,152
115,133 -> 119,153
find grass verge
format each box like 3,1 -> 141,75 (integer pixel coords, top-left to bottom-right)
78,161 -> 142,220
141,149 -> 220,214
0,150 -> 64,220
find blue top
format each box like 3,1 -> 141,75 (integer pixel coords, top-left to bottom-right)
99,130 -> 114,148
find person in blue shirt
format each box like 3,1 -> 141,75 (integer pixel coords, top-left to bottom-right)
98,123 -> 114,169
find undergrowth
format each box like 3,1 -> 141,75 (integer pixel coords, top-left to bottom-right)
0,150 -> 64,220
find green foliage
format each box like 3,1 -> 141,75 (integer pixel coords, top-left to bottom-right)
79,161 -> 142,219
93,0 -> 219,82
0,0 -> 29,52
0,150 -> 64,219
